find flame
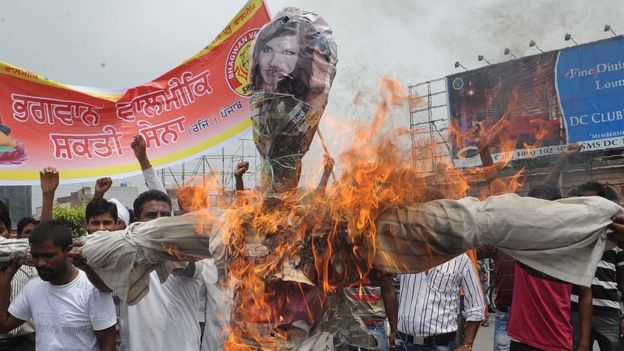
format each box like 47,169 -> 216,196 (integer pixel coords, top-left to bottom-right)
176,76 -> 548,349
160,242 -> 187,261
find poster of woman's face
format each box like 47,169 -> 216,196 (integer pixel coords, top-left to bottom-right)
249,9 -> 338,193
258,35 -> 300,92
250,17 -> 320,102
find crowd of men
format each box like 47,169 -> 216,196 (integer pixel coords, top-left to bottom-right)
0,137 -> 622,351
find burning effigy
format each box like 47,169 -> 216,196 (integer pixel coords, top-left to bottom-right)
70,7 -> 624,351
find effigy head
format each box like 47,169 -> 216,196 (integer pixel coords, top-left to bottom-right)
249,8 -> 337,195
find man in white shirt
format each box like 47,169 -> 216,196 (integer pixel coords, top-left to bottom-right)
392,253 -> 484,351
200,259 -> 231,351
77,137 -> 202,350
0,220 -> 117,351
117,189 -> 204,351
119,263 -> 204,351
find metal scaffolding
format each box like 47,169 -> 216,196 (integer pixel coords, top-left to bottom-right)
157,137 -> 261,192
408,78 -> 452,171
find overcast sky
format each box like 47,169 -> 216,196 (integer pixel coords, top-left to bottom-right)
1,0 -> 622,209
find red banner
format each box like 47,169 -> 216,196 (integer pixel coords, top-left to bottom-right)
0,0 -> 270,184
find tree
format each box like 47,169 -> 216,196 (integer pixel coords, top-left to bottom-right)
52,206 -> 86,237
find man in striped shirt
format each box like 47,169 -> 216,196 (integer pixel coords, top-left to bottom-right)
0,264 -> 36,351
571,181 -> 624,350
0,203 -> 36,351
393,253 -> 485,351
571,248 -> 624,350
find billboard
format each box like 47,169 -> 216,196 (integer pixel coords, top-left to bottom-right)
0,0 -> 270,185
448,36 -> 624,166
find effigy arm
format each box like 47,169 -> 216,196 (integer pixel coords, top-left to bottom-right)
371,193 -> 622,287
80,209 -> 226,304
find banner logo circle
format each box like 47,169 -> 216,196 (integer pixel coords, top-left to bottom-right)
226,29 -> 259,97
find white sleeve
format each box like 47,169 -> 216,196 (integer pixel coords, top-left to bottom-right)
142,167 -> 167,193
460,256 -> 485,321
89,290 -> 117,331
192,261 -> 204,280
200,259 -> 219,285
7,281 -> 32,322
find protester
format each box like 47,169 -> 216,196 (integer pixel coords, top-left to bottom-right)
542,144 -> 582,188
476,247 -> 515,350
85,199 -> 119,234
234,161 -> 249,192
474,144 -> 582,351
0,168 -> 63,349
82,134 -> 175,350
506,183 -> 592,351
39,167 -> 59,222
74,137 -> 198,351
0,203 -> 37,351
508,262 -> 591,351
130,135 -> 167,194
16,218 -> 38,239
132,190 -> 172,222
571,180 -> 624,351
0,220 -> 116,351
0,203 -> 9,239
91,177 -> 130,230
460,250 -> 487,329
117,189 -> 204,351
508,145 -> 591,351
536,145 -> 623,350
108,199 -> 130,230
92,177 -> 113,200
90,136 -> 167,228
392,253 -> 484,351
73,197 -> 126,349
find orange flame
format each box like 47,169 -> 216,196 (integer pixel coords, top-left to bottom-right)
176,77 -> 548,349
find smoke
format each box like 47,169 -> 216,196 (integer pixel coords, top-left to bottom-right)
4,0 -> 623,199
436,0 -> 622,65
